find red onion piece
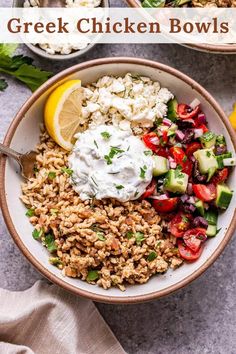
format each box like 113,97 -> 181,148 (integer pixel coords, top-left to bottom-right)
190,98 -> 201,110
194,128 -> 204,138
149,136 -> 159,145
170,161 -> 177,169
163,118 -> 172,127
197,113 -> 207,125
188,196 -> 196,204
149,194 -> 169,200
176,130 -> 185,141
187,183 -> 193,195
181,194 -> 189,203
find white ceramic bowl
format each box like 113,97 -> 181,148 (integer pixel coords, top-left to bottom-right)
1,57 -> 236,303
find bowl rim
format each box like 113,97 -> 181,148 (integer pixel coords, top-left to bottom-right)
124,0 -> 236,54
1,56 -> 236,304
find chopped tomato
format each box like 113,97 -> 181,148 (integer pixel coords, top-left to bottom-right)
211,168 -> 229,185
141,179 -> 157,199
177,104 -> 200,120
183,228 -> 207,252
169,147 -> 193,176
156,147 -> 169,158
162,130 -> 168,144
186,142 -> 202,157
178,240 -> 203,261
152,197 -> 179,213
169,213 -> 191,237
198,124 -> 209,133
143,132 -> 159,153
193,184 -> 216,202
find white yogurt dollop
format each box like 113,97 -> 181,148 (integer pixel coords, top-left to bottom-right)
68,125 -> 154,202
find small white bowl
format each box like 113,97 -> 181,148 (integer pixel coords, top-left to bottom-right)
12,0 -> 110,61
1,57 -> 236,303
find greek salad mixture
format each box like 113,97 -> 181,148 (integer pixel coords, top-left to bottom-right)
141,96 -> 235,261
141,0 -> 236,7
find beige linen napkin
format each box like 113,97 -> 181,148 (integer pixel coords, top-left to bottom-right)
0,281 -> 125,354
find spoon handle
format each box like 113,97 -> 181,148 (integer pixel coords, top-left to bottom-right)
0,143 -> 21,163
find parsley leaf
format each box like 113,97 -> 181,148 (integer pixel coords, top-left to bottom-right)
97,232 -> 106,241
32,228 -> 43,240
135,232 -> 145,245
0,78 -> 8,92
140,167 -> 146,179
101,131 -> 111,140
61,167 -> 73,176
49,257 -> 63,266
116,185 -> 124,190
94,140 -> 98,149
126,231 -> 134,239
44,234 -> 57,252
26,208 -> 35,217
87,270 -> 99,281
0,44 -> 18,56
144,150 -> 153,156
147,251 -> 157,261
48,171 -> 56,180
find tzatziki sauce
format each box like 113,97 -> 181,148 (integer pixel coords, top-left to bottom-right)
68,125 -> 154,202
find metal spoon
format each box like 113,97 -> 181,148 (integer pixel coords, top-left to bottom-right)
39,0 -> 66,7
0,143 -> 37,179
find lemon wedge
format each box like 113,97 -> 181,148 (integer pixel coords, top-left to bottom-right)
44,80 -> 85,151
229,103 -> 236,130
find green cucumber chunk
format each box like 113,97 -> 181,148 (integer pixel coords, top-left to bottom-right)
206,224 -> 217,237
216,184 -> 233,209
194,148 -> 218,175
153,156 -> 169,177
200,131 -> 216,149
164,169 -> 188,194
195,200 -> 205,216
205,209 -> 218,225
167,98 -> 178,121
216,152 -> 232,169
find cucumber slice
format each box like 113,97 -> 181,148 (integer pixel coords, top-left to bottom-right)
205,209 -> 218,225
195,200 -> 205,216
200,131 -> 216,149
167,98 -> 178,121
193,149 -> 218,175
216,152 -> 232,169
153,156 -> 169,177
164,169 -> 188,194
206,224 -> 217,237
216,184 -> 233,209
223,157 -> 236,167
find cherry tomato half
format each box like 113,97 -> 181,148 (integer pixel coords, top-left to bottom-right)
186,142 -> 202,158
198,124 -> 209,133
211,168 -> 229,185
169,213 -> 191,238
141,179 -> 157,200
169,147 -> 193,176
193,184 -> 216,202
177,104 -> 200,120
183,228 -> 207,252
142,133 -> 168,157
178,240 -> 203,261
152,197 -> 179,213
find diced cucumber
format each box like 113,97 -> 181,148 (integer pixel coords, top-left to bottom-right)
167,98 -> 178,121
193,149 -> 218,175
164,169 -> 188,194
200,131 -> 216,149
206,224 -> 217,237
153,156 -> 169,177
216,135 -> 226,146
205,209 -> 218,225
195,200 -> 205,216
223,157 -> 236,167
216,184 -> 233,209
167,124 -> 178,137
207,167 -> 217,182
216,152 -> 232,169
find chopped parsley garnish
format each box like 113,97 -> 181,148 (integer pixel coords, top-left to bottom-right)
91,224 -> 104,233
104,146 -> 125,165
144,150 -> 153,156
182,216 -> 189,223
91,176 -> 98,187
32,228 -> 43,240
61,167 -> 73,176
156,241 -> 162,247
26,208 -> 35,217
134,190 -> 139,197
126,231 -> 134,239
135,232 -> 145,245
115,185 -> 124,190
94,140 -> 98,149
174,166 -> 184,179
147,251 -> 157,262
140,167 -> 147,179
44,233 -> 57,252
97,232 -> 106,241
183,156 -> 187,162
101,131 -> 111,140
48,171 -> 56,180
206,151 -> 212,158
49,257 -> 63,266
33,165 -> 39,173
87,270 -> 99,281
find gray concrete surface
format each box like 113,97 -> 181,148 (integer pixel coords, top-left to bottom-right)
1,1 -> 236,353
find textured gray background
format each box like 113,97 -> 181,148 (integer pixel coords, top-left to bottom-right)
1,1 -> 236,353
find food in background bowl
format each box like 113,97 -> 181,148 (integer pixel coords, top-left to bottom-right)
20,73 -> 235,291
141,0 -> 236,8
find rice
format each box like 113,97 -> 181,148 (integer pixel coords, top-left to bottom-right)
21,131 -> 183,290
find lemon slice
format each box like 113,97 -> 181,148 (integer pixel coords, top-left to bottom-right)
44,80 -> 85,151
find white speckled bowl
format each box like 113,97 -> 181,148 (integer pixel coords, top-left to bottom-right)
1,57 -> 236,303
